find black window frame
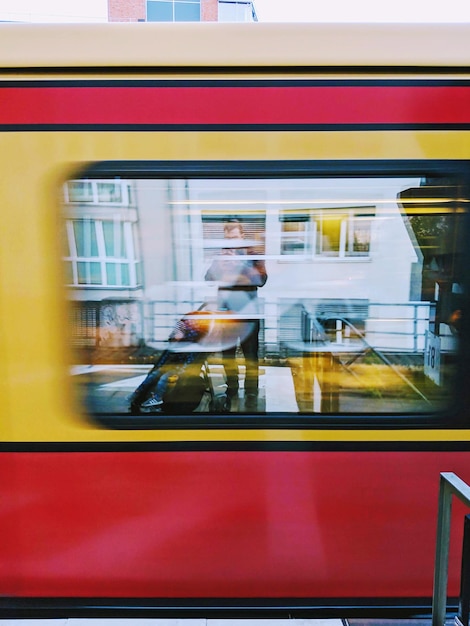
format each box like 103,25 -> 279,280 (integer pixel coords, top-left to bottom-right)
67,159 -> 470,431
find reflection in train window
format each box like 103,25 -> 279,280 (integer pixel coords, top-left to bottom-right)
64,174 -> 467,419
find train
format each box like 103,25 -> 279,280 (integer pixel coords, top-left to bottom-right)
1,20 -> 470,618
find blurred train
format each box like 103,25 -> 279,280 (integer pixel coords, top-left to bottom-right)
1,21 -> 470,618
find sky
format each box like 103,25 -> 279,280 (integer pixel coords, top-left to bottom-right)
255,0 -> 470,22
0,0 -> 470,22
0,0 -> 107,22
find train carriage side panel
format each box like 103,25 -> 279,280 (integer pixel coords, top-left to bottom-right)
1,23 -> 470,616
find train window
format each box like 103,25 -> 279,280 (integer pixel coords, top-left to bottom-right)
63,169 -> 468,423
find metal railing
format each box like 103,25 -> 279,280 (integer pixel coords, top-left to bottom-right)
433,472 -> 470,626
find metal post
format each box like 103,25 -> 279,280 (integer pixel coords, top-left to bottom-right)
433,473 -> 470,626
433,473 -> 454,626
458,515 -> 470,626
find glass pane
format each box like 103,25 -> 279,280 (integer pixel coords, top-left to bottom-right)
67,181 -> 93,202
77,261 -> 87,284
104,221 -> 128,259
121,264 -> 130,286
98,182 -> 122,203
103,221 -> 115,256
106,263 -> 117,285
73,220 -> 98,257
316,213 -> 344,256
89,262 -> 102,285
147,1 -> 173,21
77,261 -> 102,285
281,219 -> 309,255
102,220 -> 132,259
65,174 -> 467,419
348,215 -> 372,255
218,1 -> 251,22
175,2 -> 200,20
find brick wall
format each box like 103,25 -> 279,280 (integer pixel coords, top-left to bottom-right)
108,0 -> 145,22
201,0 -> 218,21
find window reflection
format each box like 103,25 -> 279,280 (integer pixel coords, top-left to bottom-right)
64,174 -> 466,418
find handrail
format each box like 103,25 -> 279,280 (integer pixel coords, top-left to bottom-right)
433,473 -> 470,626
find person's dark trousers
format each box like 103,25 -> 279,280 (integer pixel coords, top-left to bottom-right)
222,320 -> 260,397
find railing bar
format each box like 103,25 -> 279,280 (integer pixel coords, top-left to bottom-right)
458,515 -> 470,626
444,473 -> 470,508
433,473 -> 454,626
433,473 -> 470,626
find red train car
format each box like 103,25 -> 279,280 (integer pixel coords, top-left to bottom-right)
1,21 -> 470,618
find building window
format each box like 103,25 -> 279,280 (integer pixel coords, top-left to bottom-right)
64,219 -> 141,288
280,208 -> 373,258
64,180 -> 133,206
315,210 -> 373,258
147,0 -> 201,21
280,214 -> 311,256
218,0 -> 257,22
66,181 -> 93,203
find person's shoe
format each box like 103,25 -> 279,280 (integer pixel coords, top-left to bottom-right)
245,393 -> 258,410
141,394 -> 163,410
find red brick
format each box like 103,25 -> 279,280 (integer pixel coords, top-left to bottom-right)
201,0 -> 218,21
108,0 -> 145,22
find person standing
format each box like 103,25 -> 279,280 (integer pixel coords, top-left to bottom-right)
205,219 -> 267,409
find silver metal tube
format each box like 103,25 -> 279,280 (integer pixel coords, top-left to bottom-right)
433,473 -> 470,626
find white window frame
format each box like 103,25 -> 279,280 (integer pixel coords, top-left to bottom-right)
63,180 -> 133,206
64,218 -> 140,288
280,207 -> 374,259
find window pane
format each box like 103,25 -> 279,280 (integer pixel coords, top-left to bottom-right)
218,1 -> 251,22
67,181 -> 93,202
65,173 -> 466,420
98,182 -> 122,203
73,220 -> 98,257
77,261 -> 102,285
280,217 -> 309,255
147,1 -> 173,21
121,263 -> 130,286
175,2 -> 200,20
77,261 -> 87,284
89,262 -> 102,284
103,221 -> 126,258
106,263 -> 117,285
316,213 -> 344,256
103,221 -> 114,257
347,215 -> 372,256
